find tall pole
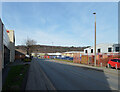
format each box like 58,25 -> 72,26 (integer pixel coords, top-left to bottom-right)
52,42 -> 53,53
93,12 -> 96,66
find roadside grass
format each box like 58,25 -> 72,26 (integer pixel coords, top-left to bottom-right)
49,58 -> 73,63
24,58 -> 31,62
2,64 -> 30,91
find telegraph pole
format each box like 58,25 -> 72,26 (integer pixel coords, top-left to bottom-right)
93,12 -> 96,66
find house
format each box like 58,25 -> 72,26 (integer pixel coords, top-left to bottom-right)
84,43 -> 120,55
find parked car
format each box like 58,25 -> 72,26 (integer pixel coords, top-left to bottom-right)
107,58 -> 120,69
64,56 -> 70,60
69,57 -> 73,60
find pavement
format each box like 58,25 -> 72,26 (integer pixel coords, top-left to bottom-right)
35,58 -> 119,90
2,66 -> 10,86
8,59 -> 31,66
25,59 -> 56,90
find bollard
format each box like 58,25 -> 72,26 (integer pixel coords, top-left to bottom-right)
115,64 -> 117,70
100,62 -> 102,67
107,64 -> 109,68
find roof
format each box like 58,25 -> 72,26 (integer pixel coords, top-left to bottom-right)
15,50 -> 25,55
47,53 -> 61,55
15,49 -> 26,55
63,51 -> 84,53
84,43 -> 115,50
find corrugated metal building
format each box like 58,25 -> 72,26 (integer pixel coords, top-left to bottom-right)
62,51 -> 84,57
3,22 -> 10,67
0,19 -> 15,68
0,19 -> 3,70
0,19 -> 2,92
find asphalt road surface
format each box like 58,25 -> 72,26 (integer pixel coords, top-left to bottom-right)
37,58 -> 119,90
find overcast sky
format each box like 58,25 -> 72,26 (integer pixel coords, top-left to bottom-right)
2,2 -> 118,47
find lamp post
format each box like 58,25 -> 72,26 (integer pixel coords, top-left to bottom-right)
93,12 -> 96,66
52,42 -> 53,53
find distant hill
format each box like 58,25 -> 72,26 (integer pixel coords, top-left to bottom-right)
15,45 -> 90,54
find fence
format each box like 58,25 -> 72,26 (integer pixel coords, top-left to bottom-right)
73,53 -> 80,63
73,53 -> 120,67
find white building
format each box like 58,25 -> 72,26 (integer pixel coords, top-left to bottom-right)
84,43 -> 120,55
47,52 -> 61,56
32,52 -> 61,57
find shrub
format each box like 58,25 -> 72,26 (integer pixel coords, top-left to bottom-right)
24,58 -> 31,62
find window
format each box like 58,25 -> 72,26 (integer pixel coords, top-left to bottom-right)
118,60 -> 120,63
98,49 -> 101,53
108,48 -> 112,52
111,59 -> 118,62
91,49 -> 93,53
85,50 -> 87,53
115,47 -> 119,52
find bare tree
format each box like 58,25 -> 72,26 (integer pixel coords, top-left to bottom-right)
25,38 -> 36,58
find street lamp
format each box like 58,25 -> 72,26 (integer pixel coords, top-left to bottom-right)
52,42 -> 53,52
93,12 -> 96,66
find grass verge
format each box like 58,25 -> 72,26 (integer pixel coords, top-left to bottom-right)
2,64 -> 30,91
49,58 -> 73,63
24,58 -> 31,62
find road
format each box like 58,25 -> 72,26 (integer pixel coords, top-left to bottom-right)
36,58 -> 119,90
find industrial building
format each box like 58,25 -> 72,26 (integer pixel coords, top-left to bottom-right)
72,43 -> 120,66
15,49 -> 25,60
84,43 -> 120,55
0,19 -> 15,69
62,51 -> 84,57
0,19 -> 3,70
31,52 -> 61,58
7,30 -> 15,63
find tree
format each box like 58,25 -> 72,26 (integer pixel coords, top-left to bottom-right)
25,38 -> 36,58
